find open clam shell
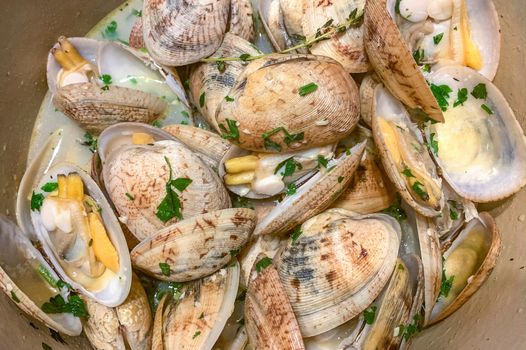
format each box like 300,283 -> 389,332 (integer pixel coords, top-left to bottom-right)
215,54 -> 360,153
31,163 -> 132,307
274,209 -> 401,337
130,208 -> 255,282
425,65 -> 526,202
253,141 -> 366,236
364,0 -> 444,122
101,133 -> 230,241
155,262 -> 240,350
429,212 -> 502,325
372,85 -> 444,217
142,0 -> 230,66
244,254 -> 305,349
0,216 -> 82,336
189,33 -> 261,131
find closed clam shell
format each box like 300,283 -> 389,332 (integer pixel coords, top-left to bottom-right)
215,54 -> 360,153
53,83 -> 166,134
103,140 -> 230,241
229,0 -> 255,41
142,0 -> 230,66
130,208 -> 255,282
359,74 -> 380,127
302,0 -> 369,73
280,0 -> 305,37
364,0 -> 444,122
129,17 -> 145,49
244,254 -> 305,350
83,298 -> 126,350
274,209 -> 400,337
190,33 -> 260,131
161,262 -> 240,350
254,141 -> 366,236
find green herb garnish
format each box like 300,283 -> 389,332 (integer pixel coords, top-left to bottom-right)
239,53 -> 251,61
104,20 -> 118,38
159,262 -> 171,276
125,192 -> 135,200
453,88 -> 468,107
255,257 -> 273,272
199,92 -> 206,108
192,330 -> 201,339
449,208 -> 459,220
411,181 -> 429,201
430,84 -> 453,112
151,119 -> 163,128
471,83 -> 487,99
428,133 -> 439,156
422,64 -> 431,73
382,195 -> 407,221
41,182 -> 58,192
402,167 -> 414,178
298,82 -> 318,96
224,95 -> 234,102
290,226 -> 303,244
399,314 -> 422,341
216,61 -> 226,73
155,157 -> 192,222
81,132 -> 98,153
481,104 -> 494,115
31,192 -> 45,211
274,158 -> 302,177
100,74 -> 112,85
316,155 -> 329,169
41,294 -> 89,318
364,306 -> 377,325
132,9 -> 142,17
433,33 -> 444,45
218,119 -> 240,142
412,48 -> 425,65
261,127 -> 304,151
286,183 -> 297,196
439,258 -> 455,299
11,291 -> 20,303
230,249 -> 240,258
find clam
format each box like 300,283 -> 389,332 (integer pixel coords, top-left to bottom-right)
219,144 -> 335,199
359,74 -> 380,128
280,0 -> 305,41
129,17 -> 145,49
425,64 -> 526,202
0,216 -> 82,336
244,254 -> 305,349
100,124 -> 230,241
259,0 -> 290,51
274,208 -> 401,337
189,33 -> 261,131
364,0 -> 444,122
142,0 -> 230,66
302,0 -> 369,73
215,54 -> 360,153
47,37 -> 181,133
130,208 -> 255,282
30,163 -> 132,307
83,274 -> 152,350
430,212 -> 501,325
153,262 -> 240,349
394,0 -> 501,80
372,85 -> 444,217
239,234 -> 285,288
253,141 -> 366,236
229,0 -> 255,41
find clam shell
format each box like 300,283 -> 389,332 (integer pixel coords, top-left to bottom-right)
254,141 -> 366,236
142,0 -> 230,66
163,124 -> 232,171
244,254 -> 305,349
259,0 -> 289,51
274,209 -> 400,337
129,17 -> 145,49
53,82 -> 166,134
151,293 -> 168,350
131,208 -> 255,282
372,85 -> 444,217
216,54 -> 360,153
189,33 -> 260,131
399,254 -> 425,350
425,65 -> 526,202
364,0 -> 444,122
83,298 -> 126,350
359,74 -> 380,127
239,234 -> 285,289
280,0 -> 305,37
429,212 -> 502,325
302,0 -> 369,73
229,0 -> 255,41
0,216 -> 82,336
161,262 -> 240,350
102,139 -> 230,241
31,163 -> 132,307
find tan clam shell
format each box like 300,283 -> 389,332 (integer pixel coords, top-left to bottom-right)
131,208 -> 255,282
254,141 -> 366,236
399,254 -> 425,350
161,262 -> 240,350
245,254 -> 305,350
364,0 -> 444,122
151,293 -> 168,350
359,74 -> 380,127
302,0 -> 369,73
239,233 -> 284,289
331,154 -> 395,214
142,0 -> 230,66
189,33 -> 260,131
103,140 -> 230,241
83,298 -> 126,350
53,82 -> 166,134
259,0 -> 289,51
129,17 -> 145,49
280,0 -> 305,37
429,212 -> 502,325
163,124 -> 232,171
229,0 -> 255,41
215,54 -> 360,153
274,209 -> 400,337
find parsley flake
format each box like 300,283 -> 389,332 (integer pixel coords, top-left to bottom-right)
428,133 -> 439,156
411,181 -> 429,201
364,306 -> 377,325
125,192 -> 135,200
298,82 -> 318,96
41,182 -> 58,192
100,74 -> 112,85
11,291 -> 20,303
402,167 -> 414,178
382,195 -> 407,221
481,104 -> 494,115
316,155 -> 329,169
81,132 -> 98,153
193,330 -> 201,339
433,33 -> 444,45
255,257 -> 272,272
291,226 -> 303,244
159,262 -> 171,276
132,9 -> 142,17
453,88 -> 468,107
155,157 -> 193,223
218,119 -> 240,142
41,294 -> 89,318
274,158 -> 302,177
286,183 -> 297,196
104,21 -> 118,38
430,84 -> 453,112
199,92 -> 206,108
471,83 -> 487,99
31,192 -> 45,211
412,48 -> 425,65
224,95 -> 234,102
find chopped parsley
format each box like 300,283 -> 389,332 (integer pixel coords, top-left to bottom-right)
199,92 -> 206,108
261,127 -> 304,151
428,133 -> 439,156
286,183 -> 297,196
81,132 -> 98,153
412,48 -> 425,65
159,262 -> 171,276
290,226 -> 303,244
402,167 -> 414,178
398,314 -> 421,341
232,195 -> 254,209
422,64 -> 431,73
100,74 -> 112,85
199,312 -> 205,319
411,181 -> 429,201
471,83 -> 487,99
151,119 -> 163,128
103,20 -> 118,38
363,305 -> 377,325
192,330 -> 202,339
395,0 -> 401,14
132,9 -> 142,17
298,82 -> 318,96
239,53 -> 251,61
274,158 -> 302,177
316,155 -> 329,169
255,257 -> 272,272
481,104 -> 494,115
41,294 -> 89,318
31,192 -> 45,211
154,281 -> 184,305
101,85 -> 110,91
218,119 -> 240,142
433,33 -> 444,45
155,157 -> 193,223
338,176 -> 344,183
216,61 -> 226,73
125,192 -> 135,200
382,195 -> 407,221
41,182 -> 58,192
229,249 -> 240,258
430,84 -> 453,112
453,88 -> 468,107
449,207 -> 459,220
11,291 -> 20,303
438,258 -> 455,299
224,95 -> 234,102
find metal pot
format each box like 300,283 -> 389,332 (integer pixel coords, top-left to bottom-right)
0,0 -> 523,349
